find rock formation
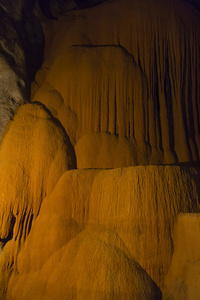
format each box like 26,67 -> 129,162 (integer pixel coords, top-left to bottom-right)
88,166 -> 200,287
0,0 -> 199,299
16,169 -> 98,274
0,103 -> 75,298
0,6 -> 26,137
164,213 -> 200,299
4,165 -> 200,299
33,0 -> 200,167
8,224 -> 162,300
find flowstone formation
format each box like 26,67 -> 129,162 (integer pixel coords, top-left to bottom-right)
5,166 -> 200,299
0,0 -> 199,299
33,0 -> 200,167
0,103 -> 76,298
164,213 -> 200,299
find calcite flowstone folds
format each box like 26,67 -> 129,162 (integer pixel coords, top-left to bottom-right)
33,0 -> 200,167
164,213 -> 200,299
0,0 -> 200,298
0,103 -> 76,298
5,166 -> 200,299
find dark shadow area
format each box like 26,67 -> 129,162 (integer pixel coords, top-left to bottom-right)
162,160 -> 200,169
0,214 -> 16,246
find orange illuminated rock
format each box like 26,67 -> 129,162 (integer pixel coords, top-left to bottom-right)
17,169 -> 98,273
0,0 -> 200,298
75,132 -> 150,168
33,0 -> 200,166
7,224 -> 162,300
88,166 -> 200,288
5,165 -> 200,299
34,45 -> 149,166
0,103 -> 76,298
33,82 -> 78,145
164,213 -> 200,299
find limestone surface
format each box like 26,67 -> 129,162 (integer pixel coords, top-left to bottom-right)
5,165 -> 200,299
88,166 -> 200,287
7,223 -> 162,300
0,7 -> 26,137
0,103 -> 75,298
0,0 -> 199,299
33,0 -> 200,166
16,169 -> 98,274
164,213 -> 200,299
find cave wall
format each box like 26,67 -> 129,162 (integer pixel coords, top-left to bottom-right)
0,0 -> 199,299
33,0 -> 200,167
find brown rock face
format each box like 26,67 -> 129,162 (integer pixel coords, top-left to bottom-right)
16,169 -> 98,274
34,45 -> 149,167
7,224 -> 162,300
0,103 -> 75,298
88,166 -> 200,287
164,213 -> 200,299
33,0 -> 200,167
5,165 -> 200,299
0,7 -> 26,137
0,0 -> 199,299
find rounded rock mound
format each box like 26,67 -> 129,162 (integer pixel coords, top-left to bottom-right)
0,102 -> 76,298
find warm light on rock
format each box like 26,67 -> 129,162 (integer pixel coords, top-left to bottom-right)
0,103 -> 76,297
34,0 -> 200,166
164,213 -> 200,299
0,0 -> 199,299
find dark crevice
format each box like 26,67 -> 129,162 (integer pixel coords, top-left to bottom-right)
153,46 -> 162,151
181,41 -> 193,159
164,49 -> 175,152
28,214 -> 34,235
0,215 -> 16,246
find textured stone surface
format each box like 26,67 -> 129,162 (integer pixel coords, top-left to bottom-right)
41,224 -> 162,300
16,169 -> 98,274
88,166 -> 200,287
33,0 -> 200,166
0,56 -> 25,138
7,225 -> 162,300
0,103 -> 75,298
164,213 -> 200,299
0,7 -> 26,138
5,165 -> 200,299
0,0 -> 199,299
